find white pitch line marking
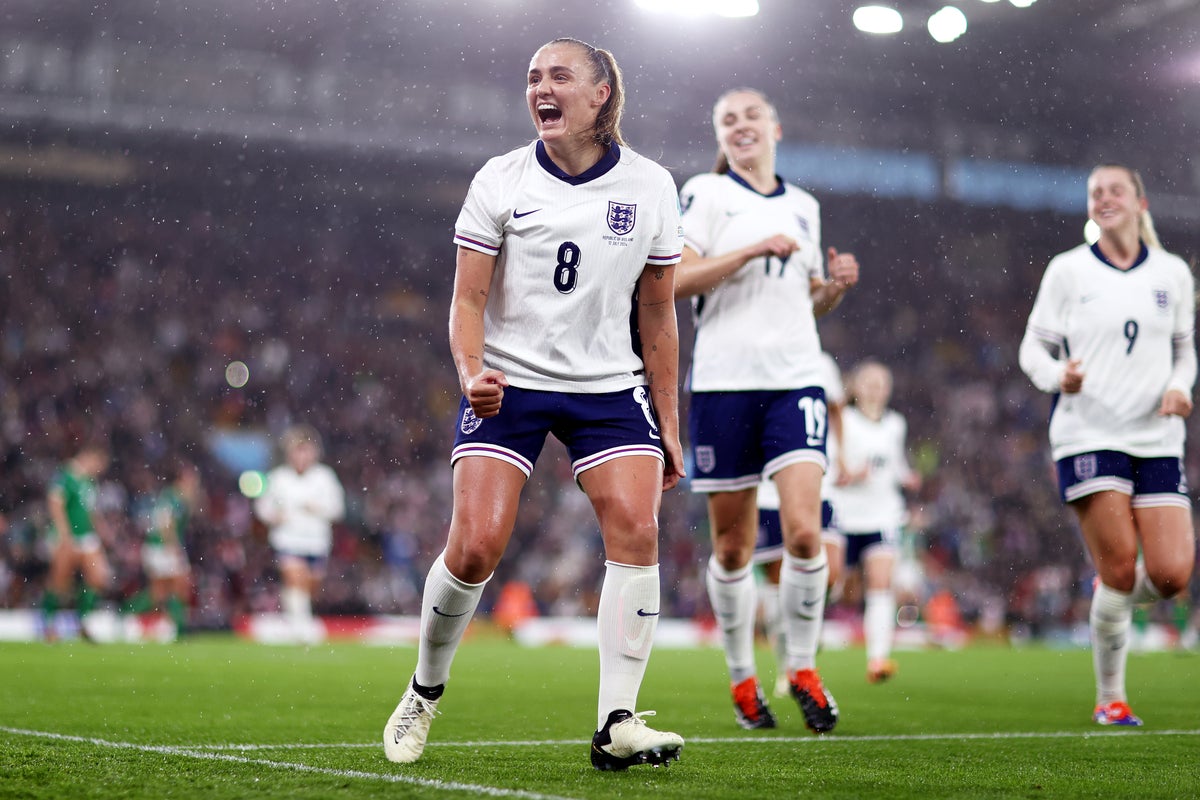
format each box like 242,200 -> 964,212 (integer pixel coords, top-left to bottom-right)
129,727 -> 1200,752
0,726 -> 584,800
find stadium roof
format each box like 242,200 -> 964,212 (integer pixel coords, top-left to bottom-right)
2,0 -> 1198,201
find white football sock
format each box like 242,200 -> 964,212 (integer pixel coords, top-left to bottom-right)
597,561 -> 659,729
780,550 -> 828,673
864,589 -> 896,662
281,586 -> 311,640
758,580 -> 786,680
1090,582 -> 1132,705
706,556 -> 758,684
415,551 -> 488,689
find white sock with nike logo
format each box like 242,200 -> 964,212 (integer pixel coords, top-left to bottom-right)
706,556 -> 758,684
781,550 -> 828,672
1091,582 -> 1132,705
597,561 -> 659,730
415,551 -> 489,689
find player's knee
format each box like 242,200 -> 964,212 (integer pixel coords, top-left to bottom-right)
1098,561 -> 1137,591
1150,563 -> 1193,599
780,517 -> 820,555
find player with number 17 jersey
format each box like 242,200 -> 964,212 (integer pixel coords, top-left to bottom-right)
680,170 -> 824,392
454,139 -> 683,393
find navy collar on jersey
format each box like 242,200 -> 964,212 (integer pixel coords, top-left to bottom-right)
1090,240 -> 1149,272
535,140 -> 620,185
726,168 -> 786,198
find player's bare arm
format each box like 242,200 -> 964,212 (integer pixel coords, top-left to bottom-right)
673,235 -> 797,299
639,261 -> 685,491
450,245 -> 507,418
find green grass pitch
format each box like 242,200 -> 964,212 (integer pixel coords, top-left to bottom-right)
2,634 -> 1198,799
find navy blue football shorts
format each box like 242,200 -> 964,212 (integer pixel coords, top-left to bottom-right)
1056,449 -> 1190,508
689,387 -> 828,493
451,384 -> 664,481
754,499 -> 838,565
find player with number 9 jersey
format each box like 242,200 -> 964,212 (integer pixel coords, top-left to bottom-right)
1020,238 -> 1194,462
1019,163 -> 1196,729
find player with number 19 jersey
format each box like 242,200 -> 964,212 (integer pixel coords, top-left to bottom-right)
1022,242 -> 1196,461
680,171 -> 824,392
454,140 -> 683,393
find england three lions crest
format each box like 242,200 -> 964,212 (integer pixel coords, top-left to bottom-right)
607,201 -> 637,236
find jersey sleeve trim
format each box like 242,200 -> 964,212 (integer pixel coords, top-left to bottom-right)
453,233 -> 501,255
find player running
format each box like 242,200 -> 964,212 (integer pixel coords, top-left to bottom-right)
675,88 -> 859,733
1019,163 -> 1196,727
826,360 -> 921,684
383,37 -> 685,770
755,350 -> 845,700
254,426 -> 346,645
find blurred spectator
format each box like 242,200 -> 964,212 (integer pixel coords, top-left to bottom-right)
0,180 -> 1197,638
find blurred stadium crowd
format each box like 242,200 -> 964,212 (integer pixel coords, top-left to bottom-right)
1,171 -> 1198,640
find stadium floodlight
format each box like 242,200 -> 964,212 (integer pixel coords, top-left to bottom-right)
852,6 -> 903,34
633,0 -> 760,18
928,6 -> 968,43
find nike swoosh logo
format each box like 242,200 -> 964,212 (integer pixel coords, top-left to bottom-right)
636,608 -> 660,617
801,598 -> 820,608
513,208 -> 542,218
432,606 -> 470,618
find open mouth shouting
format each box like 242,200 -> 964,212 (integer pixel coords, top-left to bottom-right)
537,102 -> 562,125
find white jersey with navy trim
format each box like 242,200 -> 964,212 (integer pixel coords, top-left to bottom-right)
255,463 -> 346,557
827,406 -> 911,535
680,171 -> 824,391
1020,242 -> 1196,460
453,140 -> 683,393
757,351 -> 844,511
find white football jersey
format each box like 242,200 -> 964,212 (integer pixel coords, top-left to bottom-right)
758,351 -> 844,511
255,463 -> 345,557
680,171 -> 825,391
453,141 -> 683,393
826,406 -> 911,534
1020,243 -> 1196,460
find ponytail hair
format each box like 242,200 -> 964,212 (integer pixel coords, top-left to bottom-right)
1092,163 -> 1162,249
548,37 -> 625,147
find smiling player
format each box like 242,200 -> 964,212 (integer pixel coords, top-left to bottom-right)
675,88 -> 860,734
383,37 -> 685,771
1019,163 -> 1196,727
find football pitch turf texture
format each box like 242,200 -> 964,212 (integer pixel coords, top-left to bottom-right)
2,635 -> 1197,799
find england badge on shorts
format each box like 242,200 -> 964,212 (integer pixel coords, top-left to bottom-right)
1074,453 -> 1097,481
607,201 -> 636,235
460,407 -> 483,435
695,445 -> 716,474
